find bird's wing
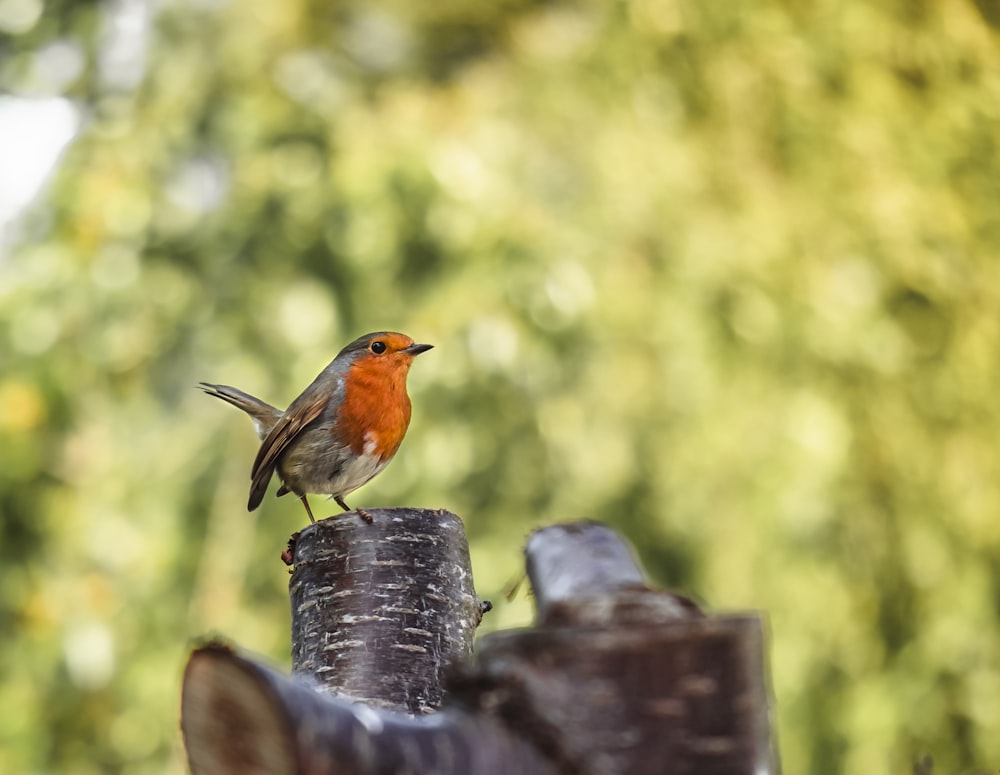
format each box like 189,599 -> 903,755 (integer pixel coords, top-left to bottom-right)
248,392 -> 328,511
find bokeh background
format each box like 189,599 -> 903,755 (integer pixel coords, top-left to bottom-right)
2,0 -> 1000,773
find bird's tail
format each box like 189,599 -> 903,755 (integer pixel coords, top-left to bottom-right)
198,383 -> 282,440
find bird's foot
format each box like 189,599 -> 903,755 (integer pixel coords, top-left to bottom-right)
356,508 -> 374,523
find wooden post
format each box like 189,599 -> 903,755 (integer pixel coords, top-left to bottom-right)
288,508 -> 488,712
449,522 -> 777,775
181,516 -> 778,774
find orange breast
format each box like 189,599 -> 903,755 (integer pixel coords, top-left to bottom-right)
337,359 -> 413,459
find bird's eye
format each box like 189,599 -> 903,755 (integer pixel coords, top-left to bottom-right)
370,341 -> 387,354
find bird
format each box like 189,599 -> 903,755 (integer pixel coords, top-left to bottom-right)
199,331 -> 432,524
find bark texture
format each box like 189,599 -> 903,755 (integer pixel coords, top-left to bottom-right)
182,642 -> 553,775
448,521 -> 777,775
181,516 -> 778,774
289,507 -> 487,713
453,615 -> 773,775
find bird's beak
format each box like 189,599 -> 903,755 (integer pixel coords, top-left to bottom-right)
404,343 -> 433,356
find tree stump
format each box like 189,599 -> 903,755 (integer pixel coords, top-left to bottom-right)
181,516 -> 778,774
288,507 -> 488,713
449,522 -> 776,775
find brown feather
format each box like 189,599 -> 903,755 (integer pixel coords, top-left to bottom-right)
248,394 -> 328,511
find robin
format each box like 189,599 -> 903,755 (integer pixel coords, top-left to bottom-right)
199,331 -> 432,523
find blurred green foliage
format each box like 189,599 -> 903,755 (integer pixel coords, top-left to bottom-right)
2,0 -> 1000,773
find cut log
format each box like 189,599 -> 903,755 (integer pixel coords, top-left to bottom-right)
288,507 -> 488,713
447,522 -> 777,775
181,517 -> 778,774
182,642 -> 553,775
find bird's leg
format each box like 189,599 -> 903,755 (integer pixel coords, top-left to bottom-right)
335,495 -> 373,523
299,495 -> 316,524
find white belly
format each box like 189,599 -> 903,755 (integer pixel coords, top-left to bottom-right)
324,449 -> 389,498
